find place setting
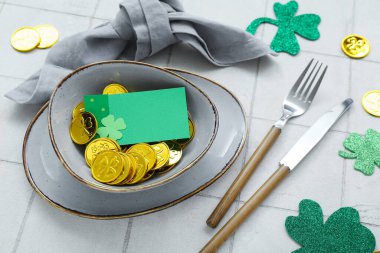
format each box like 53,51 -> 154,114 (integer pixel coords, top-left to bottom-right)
4,0 -> 380,252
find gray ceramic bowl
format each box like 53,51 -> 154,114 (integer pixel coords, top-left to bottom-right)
48,61 -> 218,192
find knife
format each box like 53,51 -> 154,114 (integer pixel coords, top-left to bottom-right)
199,98 -> 353,253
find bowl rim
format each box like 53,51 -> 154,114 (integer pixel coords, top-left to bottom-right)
48,60 -> 219,193
23,68 -> 247,219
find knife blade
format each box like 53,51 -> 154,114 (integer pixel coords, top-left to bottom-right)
280,98 -> 353,170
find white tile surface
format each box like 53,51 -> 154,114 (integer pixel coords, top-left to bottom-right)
240,118 -> 346,216
233,205 -> 299,253
93,0 -> 119,20
16,197 -> 129,253
353,0 -> 380,61
0,76 -> 40,163
7,0 -> 99,16
0,161 -> 33,253
0,4 -> 91,79
127,195 -> 237,253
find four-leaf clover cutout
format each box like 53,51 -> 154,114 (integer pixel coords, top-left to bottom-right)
97,114 -> 126,140
246,1 -> 321,55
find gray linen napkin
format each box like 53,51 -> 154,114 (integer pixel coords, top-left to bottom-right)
5,0 -> 272,104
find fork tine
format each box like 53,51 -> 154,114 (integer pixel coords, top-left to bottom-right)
289,59 -> 314,96
295,61 -> 318,98
305,65 -> 328,102
300,63 -> 322,100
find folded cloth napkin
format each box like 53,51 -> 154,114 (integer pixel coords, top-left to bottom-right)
5,0 -> 272,104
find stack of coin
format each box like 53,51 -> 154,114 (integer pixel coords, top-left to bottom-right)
69,83 -> 195,185
11,24 -> 59,52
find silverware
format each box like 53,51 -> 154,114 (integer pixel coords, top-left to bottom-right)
207,59 -> 328,228
200,98 -> 353,253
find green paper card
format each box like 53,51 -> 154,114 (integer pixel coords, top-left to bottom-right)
84,87 -> 190,145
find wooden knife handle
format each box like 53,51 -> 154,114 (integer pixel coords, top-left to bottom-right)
200,165 -> 290,253
206,126 -> 281,228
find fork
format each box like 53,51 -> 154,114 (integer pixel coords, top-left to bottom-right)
206,59 -> 328,228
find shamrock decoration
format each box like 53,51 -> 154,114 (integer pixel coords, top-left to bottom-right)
246,1 -> 321,55
97,114 -> 126,140
339,128 -> 380,175
286,199 -> 376,253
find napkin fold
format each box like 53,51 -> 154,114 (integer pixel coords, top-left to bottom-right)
5,0 -> 272,104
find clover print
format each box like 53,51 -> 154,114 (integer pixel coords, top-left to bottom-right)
97,114 -> 126,140
286,199 -> 376,253
246,1 -> 321,55
339,128 -> 380,175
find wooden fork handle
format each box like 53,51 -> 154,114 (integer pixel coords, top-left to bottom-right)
206,126 -> 281,228
200,165 -> 290,253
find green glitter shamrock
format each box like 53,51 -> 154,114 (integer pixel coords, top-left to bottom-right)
97,114 -> 126,140
286,199 -> 376,253
246,1 -> 321,55
339,129 -> 380,176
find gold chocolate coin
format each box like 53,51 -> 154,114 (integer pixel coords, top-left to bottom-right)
139,170 -> 155,183
70,112 -> 97,145
119,153 -> 137,184
85,138 -> 121,166
174,118 -> 195,146
341,34 -> 370,59
151,142 -> 170,170
126,143 -> 157,171
165,140 -> 183,166
103,83 -> 128,95
11,26 -> 41,52
127,152 -> 148,184
108,153 -> 131,185
34,24 -> 59,49
72,101 -> 85,119
362,90 -> 380,117
91,151 -> 124,183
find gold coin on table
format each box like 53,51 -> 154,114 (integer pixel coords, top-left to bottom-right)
85,138 -> 121,166
108,153 -> 131,185
127,152 -> 148,184
174,118 -> 195,146
70,112 -> 97,144
11,26 -> 41,52
341,34 -> 370,59
72,101 -> 85,119
34,24 -> 59,49
362,90 -> 380,117
151,142 -> 170,170
126,143 -> 157,171
91,150 -> 124,183
103,83 -> 128,95
165,140 -> 183,166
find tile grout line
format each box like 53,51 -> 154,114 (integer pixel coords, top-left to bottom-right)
4,2 -> 94,19
340,0 -> 356,207
11,192 -> 36,253
0,159 -> 22,165
87,0 -> 102,29
122,218 -> 134,253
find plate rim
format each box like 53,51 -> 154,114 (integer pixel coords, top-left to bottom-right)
23,69 -> 247,219
47,60 -> 219,193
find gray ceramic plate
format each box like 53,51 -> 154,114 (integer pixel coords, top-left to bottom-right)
23,70 -> 247,219
48,61 -> 218,192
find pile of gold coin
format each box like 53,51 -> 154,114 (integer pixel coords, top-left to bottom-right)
11,24 -> 59,52
69,83 -> 195,185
